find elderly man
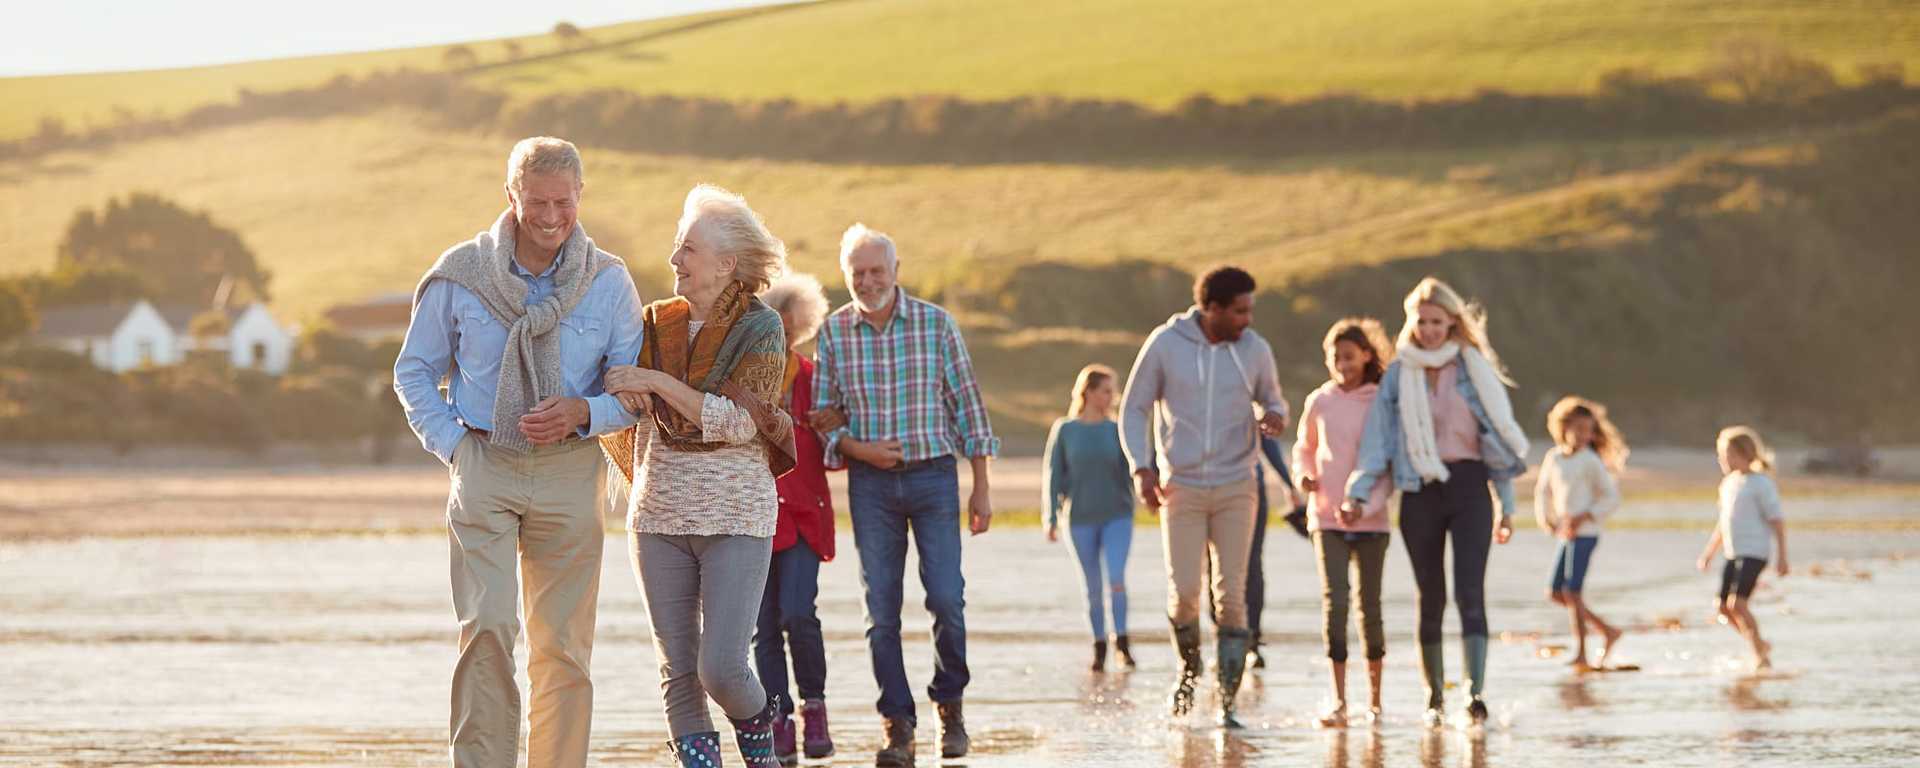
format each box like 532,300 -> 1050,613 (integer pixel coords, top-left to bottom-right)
1119,265 -> 1287,729
809,223 -> 997,768
394,136 -> 643,768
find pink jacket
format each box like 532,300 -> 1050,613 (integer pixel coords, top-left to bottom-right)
1294,381 -> 1393,533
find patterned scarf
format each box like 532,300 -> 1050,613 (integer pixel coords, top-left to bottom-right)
601,281 -> 794,485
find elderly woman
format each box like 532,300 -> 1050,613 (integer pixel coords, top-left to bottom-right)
751,272 -> 839,762
603,184 -> 793,767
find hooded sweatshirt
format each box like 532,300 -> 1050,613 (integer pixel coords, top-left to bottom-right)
1294,380 -> 1393,533
1120,308 -> 1287,489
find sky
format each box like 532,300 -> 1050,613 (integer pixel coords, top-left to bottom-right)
1,1 -> 782,77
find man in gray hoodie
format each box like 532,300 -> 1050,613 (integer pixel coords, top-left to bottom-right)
1119,265 -> 1287,728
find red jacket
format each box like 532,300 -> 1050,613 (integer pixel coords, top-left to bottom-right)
775,354 -> 836,560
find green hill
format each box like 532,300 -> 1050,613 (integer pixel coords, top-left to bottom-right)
6,0 -> 1917,141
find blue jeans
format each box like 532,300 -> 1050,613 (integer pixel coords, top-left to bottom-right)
1067,516 -> 1133,640
1549,536 -> 1600,594
754,543 -> 827,716
848,456 -> 968,724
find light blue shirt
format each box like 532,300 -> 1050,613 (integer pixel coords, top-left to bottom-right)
394,253 -> 645,464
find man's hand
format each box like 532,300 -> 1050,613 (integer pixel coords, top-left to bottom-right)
968,485 -> 993,535
843,438 -> 904,469
808,407 -> 848,433
1776,557 -> 1790,578
1299,475 -> 1319,493
1135,469 -> 1164,514
520,396 -> 590,445
1336,499 -> 1362,526
1259,411 -> 1288,437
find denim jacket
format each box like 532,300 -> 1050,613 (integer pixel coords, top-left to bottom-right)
1344,358 -> 1526,515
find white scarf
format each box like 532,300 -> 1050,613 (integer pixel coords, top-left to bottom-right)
1395,341 -> 1529,483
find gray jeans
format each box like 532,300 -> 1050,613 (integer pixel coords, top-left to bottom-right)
631,532 -> 773,736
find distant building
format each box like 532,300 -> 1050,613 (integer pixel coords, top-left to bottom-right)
320,292 -> 413,343
30,300 -> 294,375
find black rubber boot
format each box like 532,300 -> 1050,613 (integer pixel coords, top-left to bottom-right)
1091,639 -> 1108,672
1114,635 -> 1138,669
1170,621 -> 1203,716
1216,627 -> 1251,729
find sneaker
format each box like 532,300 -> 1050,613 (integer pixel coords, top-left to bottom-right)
800,698 -> 835,759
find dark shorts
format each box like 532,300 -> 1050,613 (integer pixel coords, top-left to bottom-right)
1718,557 -> 1768,600
1549,536 -> 1600,594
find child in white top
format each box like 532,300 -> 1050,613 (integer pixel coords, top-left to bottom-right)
1534,396 -> 1626,670
1695,425 -> 1788,671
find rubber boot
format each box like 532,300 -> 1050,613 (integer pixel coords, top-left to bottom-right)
727,697 -> 781,768
1419,641 -> 1447,727
1216,627 -> 1251,729
669,731 -> 725,767
1463,634 -> 1490,724
1091,639 -> 1108,672
1170,621 -> 1203,716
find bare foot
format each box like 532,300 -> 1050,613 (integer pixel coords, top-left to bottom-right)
1317,703 -> 1348,728
1568,656 -> 1593,673
1597,627 -> 1624,667
1753,640 -> 1773,672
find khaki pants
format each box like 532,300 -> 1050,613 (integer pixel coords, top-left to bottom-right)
446,435 -> 607,768
1160,476 -> 1258,628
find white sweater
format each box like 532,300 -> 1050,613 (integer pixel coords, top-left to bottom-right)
1533,447 -> 1621,536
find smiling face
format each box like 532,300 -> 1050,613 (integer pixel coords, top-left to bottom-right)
1200,292 -> 1254,342
1414,301 -> 1456,350
506,171 -> 579,255
843,241 -> 897,313
1081,377 -> 1116,417
668,213 -> 735,299
1327,338 -> 1373,388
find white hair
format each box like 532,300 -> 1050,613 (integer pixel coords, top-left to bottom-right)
506,136 -> 583,192
680,184 -> 788,293
760,272 -> 831,348
839,222 -> 898,270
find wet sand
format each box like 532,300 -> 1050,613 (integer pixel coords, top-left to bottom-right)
4,511 -> 1919,765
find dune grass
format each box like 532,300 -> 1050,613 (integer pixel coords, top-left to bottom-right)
6,0 -> 1916,142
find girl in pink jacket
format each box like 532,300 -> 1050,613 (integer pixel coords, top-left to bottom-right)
1294,317 -> 1395,727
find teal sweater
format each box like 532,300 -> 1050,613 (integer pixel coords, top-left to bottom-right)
1043,417 -> 1136,528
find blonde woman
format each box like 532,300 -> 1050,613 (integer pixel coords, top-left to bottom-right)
1344,276 -> 1529,727
1042,364 -> 1138,672
603,184 -> 792,767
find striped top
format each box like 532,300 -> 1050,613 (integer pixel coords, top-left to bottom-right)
811,287 -> 999,470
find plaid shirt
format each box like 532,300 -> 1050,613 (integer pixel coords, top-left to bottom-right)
811,287 -> 999,470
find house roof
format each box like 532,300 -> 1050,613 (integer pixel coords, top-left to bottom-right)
323,293 -> 413,333
31,302 -> 141,341
155,304 -> 242,334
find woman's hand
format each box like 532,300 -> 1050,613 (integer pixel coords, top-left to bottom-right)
1045,524 -> 1059,543
1495,515 -> 1514,544
1335,500 -> 1360,526
616,392 -> 650,415
605,365 -> 659,396
1776,557 -> 1790,578
1697,554 -> 1713,573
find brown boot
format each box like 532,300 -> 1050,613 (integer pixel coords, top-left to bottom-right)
935,700 -> 970,759
875,716 -> 914,767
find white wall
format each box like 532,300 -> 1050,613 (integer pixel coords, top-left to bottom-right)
227,303 -> 292,374
106,302 -> 180,373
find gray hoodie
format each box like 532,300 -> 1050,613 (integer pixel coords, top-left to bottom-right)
1120,308 -> 1288,489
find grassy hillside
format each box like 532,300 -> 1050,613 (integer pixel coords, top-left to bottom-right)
6,0 -> 1917,141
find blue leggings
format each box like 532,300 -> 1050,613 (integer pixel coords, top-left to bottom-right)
1068,516 -> 1133,639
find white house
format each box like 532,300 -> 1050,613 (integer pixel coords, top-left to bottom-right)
30,300 -> 294,375
32,300 -> 182,373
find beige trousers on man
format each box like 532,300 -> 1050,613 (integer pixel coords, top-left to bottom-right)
446,435 -> 606,768
1160,476 -> 1259,628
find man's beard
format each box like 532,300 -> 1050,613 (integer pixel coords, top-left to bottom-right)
854,287 -> 895,314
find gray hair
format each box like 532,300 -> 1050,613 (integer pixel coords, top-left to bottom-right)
839,222 -> 897,270
506,136 -> 584,192
680,184 -> 788,293
760,272 -> 831,347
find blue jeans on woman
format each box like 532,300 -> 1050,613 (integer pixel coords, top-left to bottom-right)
847,456 -> 968,727
753,543 -> 827,715
1067,515 -> 1133,640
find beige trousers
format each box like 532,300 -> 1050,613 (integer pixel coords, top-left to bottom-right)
1160,476 -> 1259,628
446,435 -> 607,768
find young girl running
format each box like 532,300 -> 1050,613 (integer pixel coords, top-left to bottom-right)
1696,426 -> 1789,672
1294,318 -> 1395,727
1534,396 -> 1626,672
